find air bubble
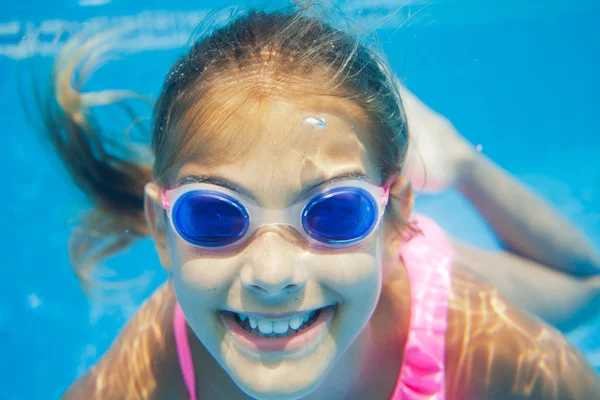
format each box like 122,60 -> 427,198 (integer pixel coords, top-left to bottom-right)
301,117 -> 326,130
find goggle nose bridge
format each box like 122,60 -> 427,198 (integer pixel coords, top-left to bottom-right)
246,203 -> 305,229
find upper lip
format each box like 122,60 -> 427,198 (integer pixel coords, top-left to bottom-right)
223,304 -> 334,320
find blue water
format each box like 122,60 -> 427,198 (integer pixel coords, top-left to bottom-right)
1,1 -> 599,399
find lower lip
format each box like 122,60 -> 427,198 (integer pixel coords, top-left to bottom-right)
221,306 -> 335,353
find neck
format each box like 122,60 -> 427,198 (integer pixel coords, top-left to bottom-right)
188,331 -> 251,399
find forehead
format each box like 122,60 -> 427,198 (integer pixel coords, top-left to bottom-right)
176,96 -> 381,206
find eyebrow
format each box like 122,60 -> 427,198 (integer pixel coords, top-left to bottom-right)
305,172 -> 368,191
178,175 -> 257,200
177,171 -> 369,201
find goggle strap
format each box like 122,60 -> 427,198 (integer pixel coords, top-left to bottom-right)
381,178 -> 393,207
162,189 -> 170,210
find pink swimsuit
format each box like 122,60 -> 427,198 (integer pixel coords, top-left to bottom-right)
173,214 -> 454,400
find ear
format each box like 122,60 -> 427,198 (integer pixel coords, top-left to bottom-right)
144,182 -> 172,270
383,175 -> 415,260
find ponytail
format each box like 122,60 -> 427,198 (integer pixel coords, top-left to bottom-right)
33,33 -> 154,287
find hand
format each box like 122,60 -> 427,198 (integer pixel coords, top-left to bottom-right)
399,86 -> 475,193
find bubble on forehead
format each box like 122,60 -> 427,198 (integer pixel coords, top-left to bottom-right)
301,116 -> 326,130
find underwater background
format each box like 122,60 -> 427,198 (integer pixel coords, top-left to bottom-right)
1,0 -> 599,398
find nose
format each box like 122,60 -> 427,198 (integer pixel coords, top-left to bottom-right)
240,229 -> 307,298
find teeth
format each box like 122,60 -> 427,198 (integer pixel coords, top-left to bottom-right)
289,315 -> 302,330
258,319 -> 274,334
235,309 -> 322,336
249,316 -> 258,329
273,320 -> 289,334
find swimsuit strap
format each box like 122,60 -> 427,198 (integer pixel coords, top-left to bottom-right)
174,302 -> 198,400
391,214 -> 454,400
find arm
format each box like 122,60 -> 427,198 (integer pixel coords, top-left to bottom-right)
400,85 -> 600,328
445,265 -> 600,400
457,152 -> 600,277
453,150 -> 600,329
401,85 -> 600,277
452,239 -> 600,331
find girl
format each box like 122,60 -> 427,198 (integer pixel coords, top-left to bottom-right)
43,6 -> 599,400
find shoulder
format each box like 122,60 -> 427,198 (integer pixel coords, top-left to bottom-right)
445,264 -> 600,400
61,282 -> 188,400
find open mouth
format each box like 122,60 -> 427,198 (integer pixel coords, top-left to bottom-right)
221,305 -> 337,352
229,306 -> 331,337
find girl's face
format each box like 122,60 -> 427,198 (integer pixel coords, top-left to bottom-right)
159,95 -> 387,399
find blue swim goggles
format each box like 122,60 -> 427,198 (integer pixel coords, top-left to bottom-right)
162,179 -> 391,250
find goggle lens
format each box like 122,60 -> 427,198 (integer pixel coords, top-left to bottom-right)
302,188 -> 378,245
172,191 -> 249,247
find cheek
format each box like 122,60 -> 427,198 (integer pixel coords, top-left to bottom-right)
319,253 -> 380,287
168,232 -> 241,306
316,237 -> 383,301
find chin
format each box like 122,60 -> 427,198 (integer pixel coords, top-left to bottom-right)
234,372 -> 326,400
218,335 -> 337,400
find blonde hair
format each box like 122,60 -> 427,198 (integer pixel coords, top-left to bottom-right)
37,5 -> 409,287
